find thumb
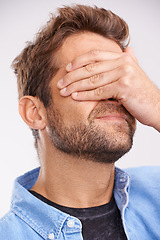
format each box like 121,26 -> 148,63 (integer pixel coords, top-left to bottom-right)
124,47 -> 138,64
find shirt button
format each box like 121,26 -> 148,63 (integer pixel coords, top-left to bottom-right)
67,219 -> 75,228
48,233 -> 54,239
120,177 -> 127,182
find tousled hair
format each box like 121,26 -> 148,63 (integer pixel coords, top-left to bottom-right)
12,4 -> 130,147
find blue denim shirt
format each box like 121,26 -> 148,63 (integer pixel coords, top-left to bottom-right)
0,166 -> 160,240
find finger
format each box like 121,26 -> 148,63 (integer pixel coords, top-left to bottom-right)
71,81 -> 120,101
66,49 -> 124,72
124,47 -> 138,64
58,57 -> 125,89
59,67 -> 120,97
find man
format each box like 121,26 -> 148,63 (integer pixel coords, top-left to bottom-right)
0,4 -> 160,240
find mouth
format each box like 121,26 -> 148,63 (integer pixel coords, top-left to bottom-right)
95,113 -> 128,122
88,101 -> 135,128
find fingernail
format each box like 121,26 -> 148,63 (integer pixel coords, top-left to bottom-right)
60,88 -> 67,95
66,63 -> 72,71
57,79 -> 63,88
72,92 -> 78,98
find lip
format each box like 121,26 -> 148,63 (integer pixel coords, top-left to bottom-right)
95,114 -> 127,121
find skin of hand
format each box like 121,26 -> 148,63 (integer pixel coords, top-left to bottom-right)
57,47 -> 160,132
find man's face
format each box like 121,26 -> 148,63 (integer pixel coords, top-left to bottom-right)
46,32 -> 136,163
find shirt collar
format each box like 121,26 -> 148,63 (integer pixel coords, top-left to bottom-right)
11,167 -> 130,239
11,168 -> 82,239
114,167 -> 130,212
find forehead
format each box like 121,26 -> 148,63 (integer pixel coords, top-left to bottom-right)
58,32 -> 122,66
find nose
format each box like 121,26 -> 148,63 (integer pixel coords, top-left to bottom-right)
104,98 -> 121,106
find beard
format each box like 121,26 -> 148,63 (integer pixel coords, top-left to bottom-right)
46,101 -> 136,164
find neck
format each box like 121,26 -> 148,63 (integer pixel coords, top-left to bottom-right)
31,137 -> 115,208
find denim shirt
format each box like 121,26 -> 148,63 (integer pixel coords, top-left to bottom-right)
0,166 -> 160,240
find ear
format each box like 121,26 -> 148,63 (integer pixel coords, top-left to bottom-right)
18,96 -> 47,130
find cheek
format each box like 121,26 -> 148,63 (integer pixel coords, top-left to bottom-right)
50,75 -> 98,124
55,94 -> 98,124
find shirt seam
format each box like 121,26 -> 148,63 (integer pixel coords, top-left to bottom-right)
0,212 -> 13,224
12,205 -> 48,239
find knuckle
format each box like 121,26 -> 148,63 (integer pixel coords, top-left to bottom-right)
120,77 -> 130,89
122,53 -> 132,64
85,63 -> 96,73
89,49 -> 100,56
94,87 -> 103,98
88,74 -> 100,84
121,64 -> 133,75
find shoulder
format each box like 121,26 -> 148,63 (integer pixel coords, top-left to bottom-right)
125,165 -> 160,174
125,166 -> 160,202
0,210 -> 39,240
123,166 -> 160,238
0,211 -> 18,239
0,211 -> 15,226
125,165 -> 160,186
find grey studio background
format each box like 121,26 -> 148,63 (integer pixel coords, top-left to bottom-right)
0,0 -> 160,217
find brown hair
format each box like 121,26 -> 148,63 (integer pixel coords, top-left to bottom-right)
12,4 -> 129,145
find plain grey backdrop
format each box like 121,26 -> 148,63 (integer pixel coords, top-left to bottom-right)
0,0 -> 160,217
